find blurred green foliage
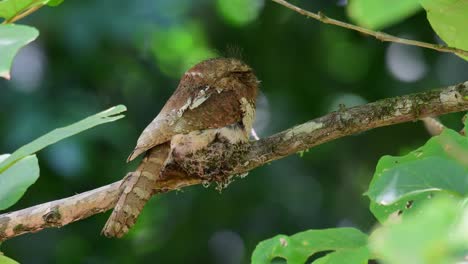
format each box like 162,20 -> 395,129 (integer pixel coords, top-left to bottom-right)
150,22 -> 217,76
1,0 -> 468,263
216,0 -> 264,27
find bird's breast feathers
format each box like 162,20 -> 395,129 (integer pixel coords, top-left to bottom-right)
128,85 -> 255,161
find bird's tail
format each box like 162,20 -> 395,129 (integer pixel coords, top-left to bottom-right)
102,143 -> 170,238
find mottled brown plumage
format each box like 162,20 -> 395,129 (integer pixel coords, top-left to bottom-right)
127,58 -> 258,161
102,143 -> 170,237
102,58 -> 259,237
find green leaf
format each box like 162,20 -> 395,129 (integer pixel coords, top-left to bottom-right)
0,105 -> 127,173
0,24 -> 39,80
0,0 -> 48,20
347,0 -> 422,30
369,191 -> 438,223
367,127 -> 468,208
0,254 -> 19,264
251,228 -> 370,264
420,0 -> 468,60
0,154 -> 39,210
0,0 -> 50,20
47,0 -> 63,7
313,246 -> 369,264
369,196 -> 468,264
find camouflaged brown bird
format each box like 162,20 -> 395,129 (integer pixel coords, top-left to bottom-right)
102,58 -> 259,237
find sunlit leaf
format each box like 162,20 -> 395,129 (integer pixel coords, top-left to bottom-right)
251,228 -> 370,264
0,0 -> 48,20
0,254 -> 19,264
369,191 -> 438,223
0,105 -> 127,173
0,24 -> 38,80
347,0 -> 421,30
420,0 -> 468,60
0,154 -> 39,210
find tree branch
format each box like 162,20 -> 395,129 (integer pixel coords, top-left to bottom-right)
1,81 -> 468,241
271,0 -> 468,58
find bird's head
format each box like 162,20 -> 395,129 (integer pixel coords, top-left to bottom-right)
183,58 -> 258,100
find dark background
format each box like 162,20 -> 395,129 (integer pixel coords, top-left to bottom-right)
1,0 -> 467,263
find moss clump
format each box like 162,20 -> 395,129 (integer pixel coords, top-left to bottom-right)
43,207 -> 61,225
13,224 -> 26,233
170,138 -> 250,191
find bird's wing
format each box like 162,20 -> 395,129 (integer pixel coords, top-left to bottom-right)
127,87 -> 244,161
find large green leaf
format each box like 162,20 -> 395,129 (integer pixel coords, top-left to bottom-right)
251,228 -> 370,264
420,0 -> 468,60
367,127 -> 468,208
0,254 -> 19,264
369,196 -> 468,264
0,24 -> 38,80
0,105 -> 126,173
0,154 -> 39,210
347,0 -> 422,30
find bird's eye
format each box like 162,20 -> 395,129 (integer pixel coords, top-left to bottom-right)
228,70 -> 254,83
230,69 -> 251,75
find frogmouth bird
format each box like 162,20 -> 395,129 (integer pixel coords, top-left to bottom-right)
102,58 -> 259,237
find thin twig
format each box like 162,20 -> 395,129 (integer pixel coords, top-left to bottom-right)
1,81 -> 467,241
271,0 -> 468,57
